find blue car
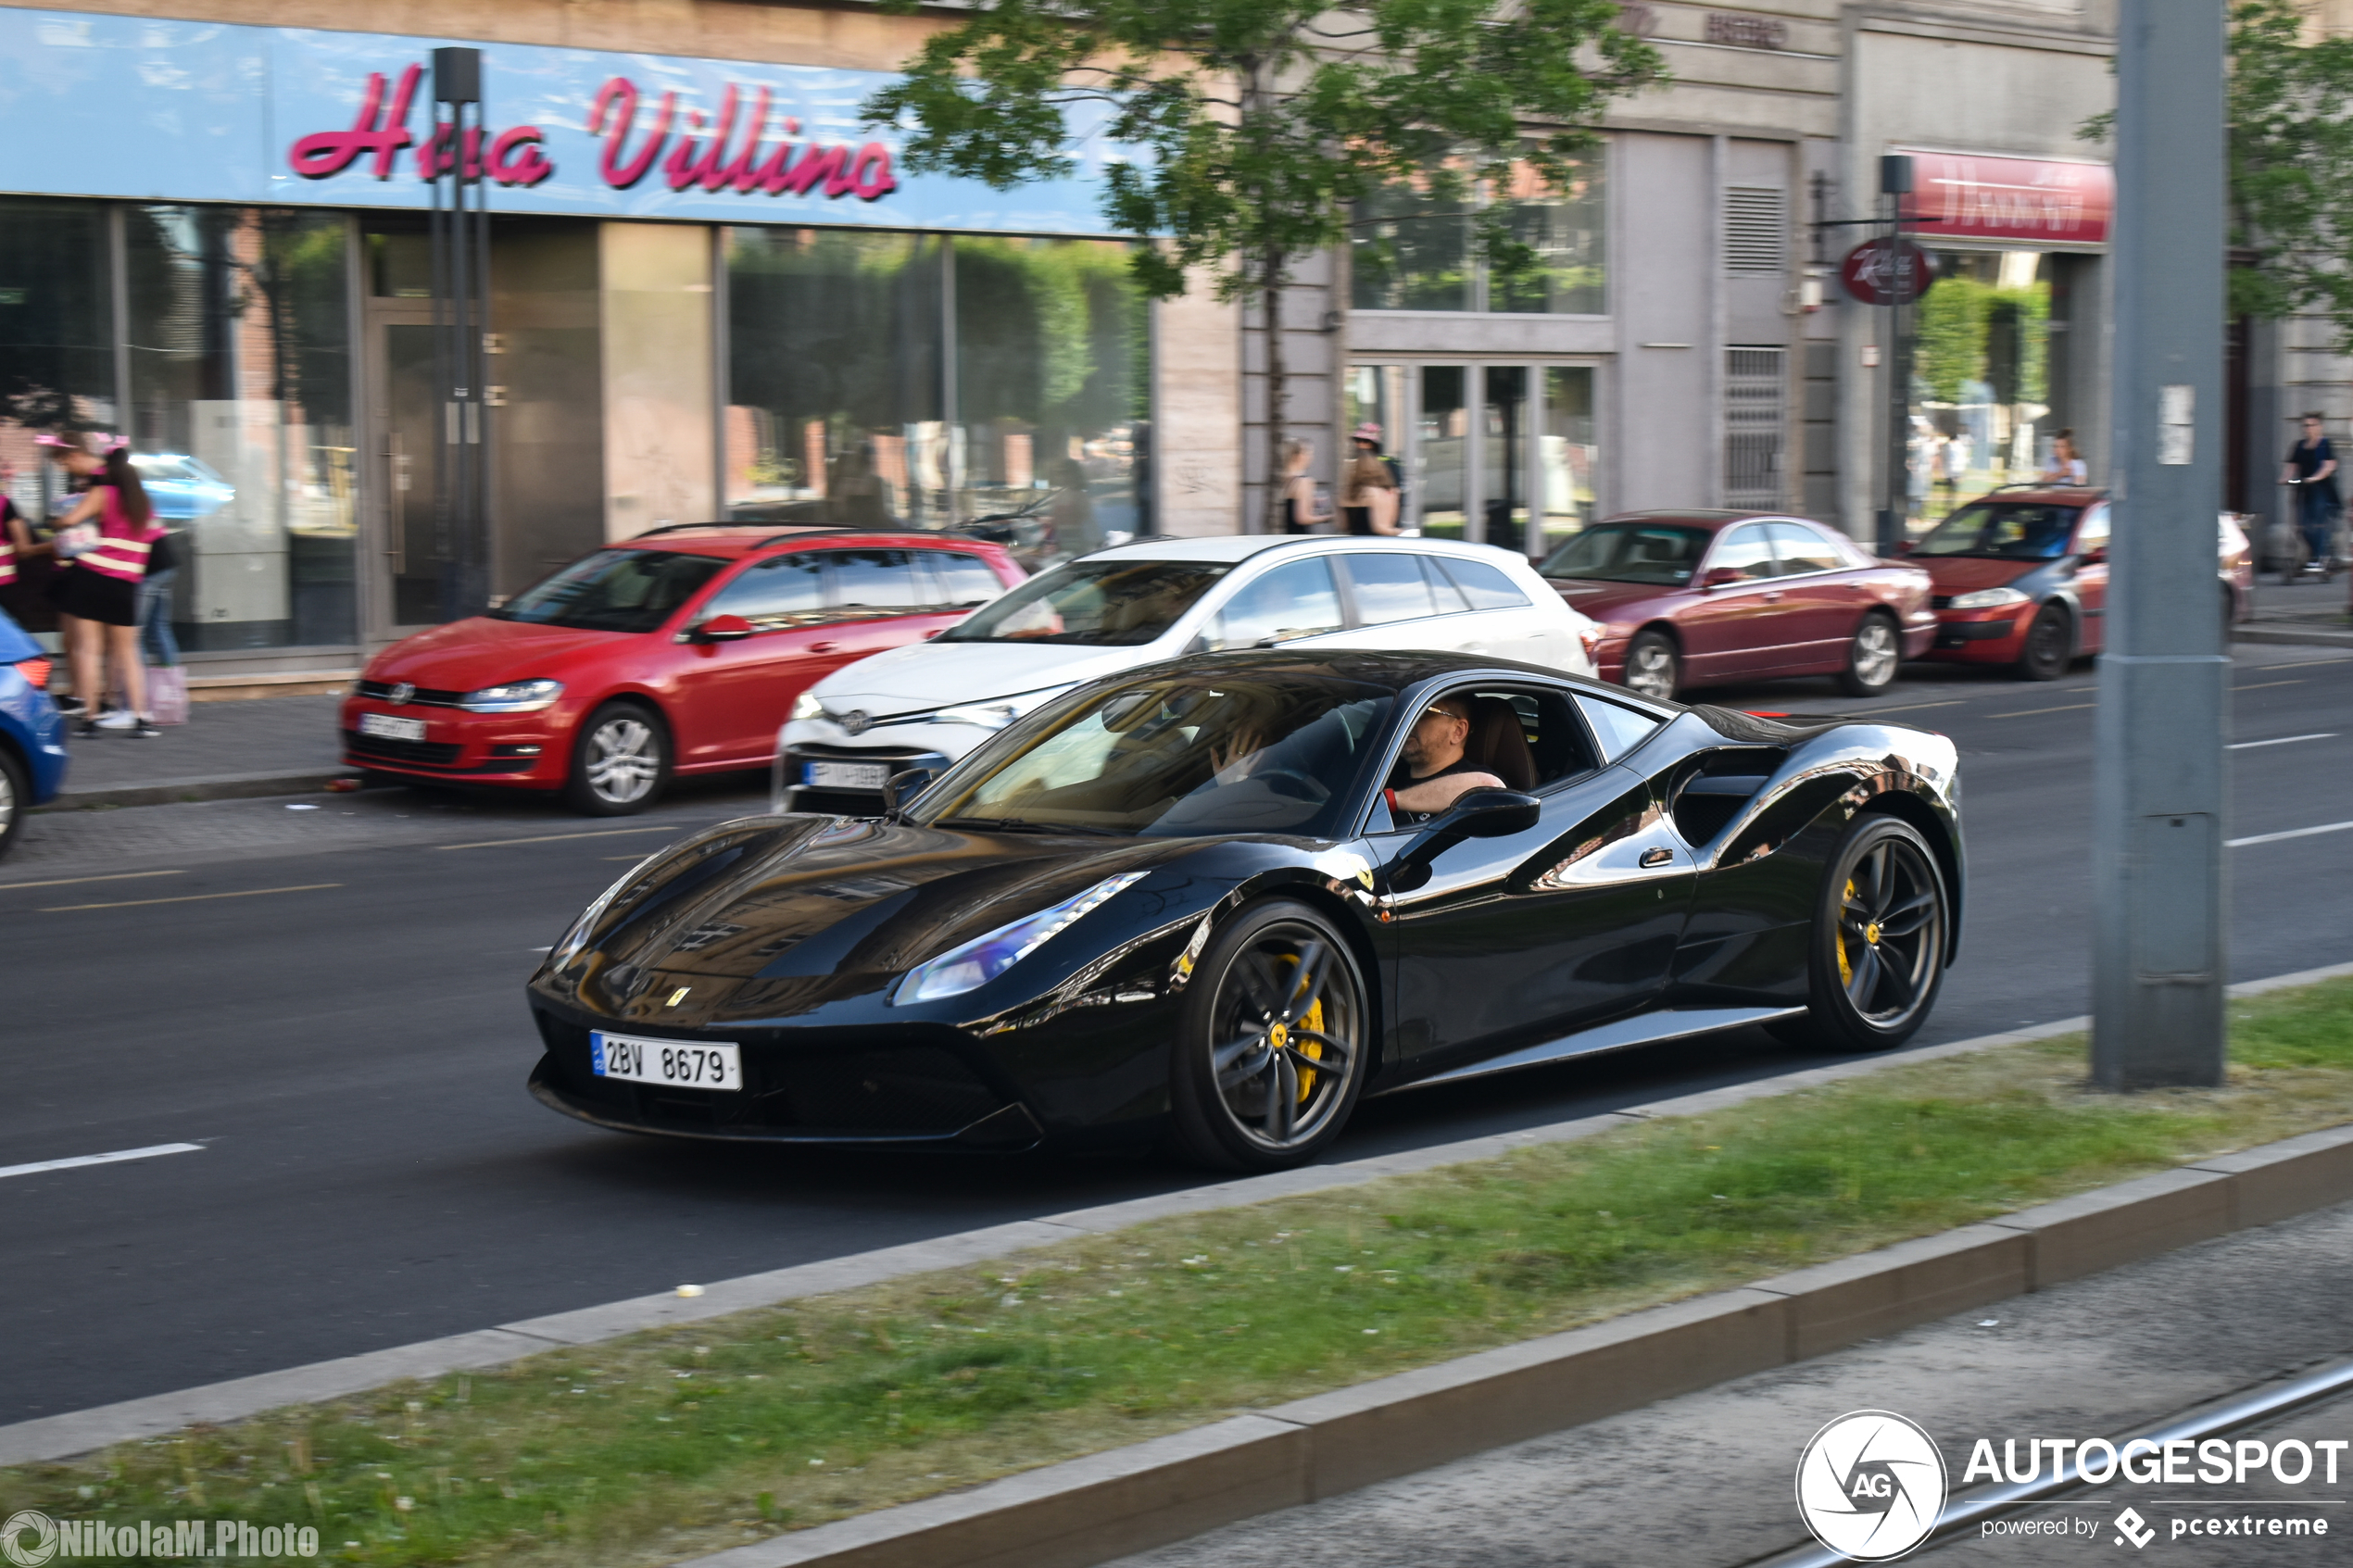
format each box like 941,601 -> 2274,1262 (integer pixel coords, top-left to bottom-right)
0,608 -> 68,859
129,452 -> 235,521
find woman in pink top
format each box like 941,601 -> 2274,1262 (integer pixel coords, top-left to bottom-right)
43,433 -> 161,738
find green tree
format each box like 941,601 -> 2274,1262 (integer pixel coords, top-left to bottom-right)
863,0 -> 1661,529
2088,0 -> 2353,345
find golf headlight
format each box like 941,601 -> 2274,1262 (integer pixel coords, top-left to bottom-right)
790,689 -> 824,721
1946,587 -> 2030,610
459,678 -> 564,713
895,871 -> 1148,1004
936,684 -> 1076,731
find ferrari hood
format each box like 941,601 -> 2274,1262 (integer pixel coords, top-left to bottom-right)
547,815 -> 1182,1025
811,640 -> 1170,718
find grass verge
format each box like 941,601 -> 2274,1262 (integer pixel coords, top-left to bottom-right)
10,979 -> 2353,1566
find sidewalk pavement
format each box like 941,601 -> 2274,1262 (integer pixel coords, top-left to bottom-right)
2238,573 -> 2353,647
37,694 -> 348,810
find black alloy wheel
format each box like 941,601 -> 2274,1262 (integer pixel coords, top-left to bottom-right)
1621,629 -> 1681,703
1168,900 -> 1370,1171
562,700 -> 671,817
1837,612 -> 1903,697
1770,815 -> 1949,1054
0,744 -> 24,860
2014,603 -> 2071,681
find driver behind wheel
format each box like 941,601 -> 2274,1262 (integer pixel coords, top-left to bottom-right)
1383,695 -> 1504,822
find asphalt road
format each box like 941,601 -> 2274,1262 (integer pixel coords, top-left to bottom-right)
6,645 -> 2353,1424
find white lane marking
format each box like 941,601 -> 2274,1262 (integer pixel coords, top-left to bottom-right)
0,1143 -> 204,1181
0,869 -> 186,893
1989,701 -> 2096,718
2230,733 -> 2335,750
41,883 -> 341,913
2234,679 -> 2307,692
2229,820 -> 2353,848
528,946 -> 554,952
436,825 -> 677,851
2253,655 -> 2353,669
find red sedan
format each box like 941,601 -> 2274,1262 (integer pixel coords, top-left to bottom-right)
341,527 -> 1023,815
1537,511 -> 1937,702
1911,487 -> 2255,680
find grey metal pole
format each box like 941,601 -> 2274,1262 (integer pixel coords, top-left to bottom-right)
2093,0 -> 2229,1089
1876,155 -> 1913,557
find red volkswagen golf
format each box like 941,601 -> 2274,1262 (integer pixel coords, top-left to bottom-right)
340,527 -> 1023,815
1538,511 -> 1936,702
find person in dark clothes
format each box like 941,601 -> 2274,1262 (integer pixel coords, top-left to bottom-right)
2282,412 -> 2340,580
1381,694 -> 1503,822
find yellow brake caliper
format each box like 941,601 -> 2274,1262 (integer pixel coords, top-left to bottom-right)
1284,953 -> 1325,1101
1836,877 -> 1856,987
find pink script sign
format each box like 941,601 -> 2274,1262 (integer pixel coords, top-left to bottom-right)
1899,151 -> 2112,245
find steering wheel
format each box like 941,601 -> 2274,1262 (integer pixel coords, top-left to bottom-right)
1254,768 -> 1330,803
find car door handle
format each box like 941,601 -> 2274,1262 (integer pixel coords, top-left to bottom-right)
809,641 -> 840,652
1762,592 -> 1782,604
1639,847 -> 1674,869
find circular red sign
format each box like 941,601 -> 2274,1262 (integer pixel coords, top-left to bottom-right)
1840,238 -> 1938,306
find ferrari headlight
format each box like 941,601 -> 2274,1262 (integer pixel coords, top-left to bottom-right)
1946,587 -> 2030,610
894,871 -> 1148,1004
936,684 -> 1076,731
459,678 -> 564,713
790,689 -> 824,721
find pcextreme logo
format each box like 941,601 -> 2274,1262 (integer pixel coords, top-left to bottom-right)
1795,1410 -> 1951,1562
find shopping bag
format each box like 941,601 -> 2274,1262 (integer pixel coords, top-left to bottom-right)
145,664 -> 189,725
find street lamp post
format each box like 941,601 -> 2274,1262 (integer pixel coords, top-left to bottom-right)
1879,154 -> 1913,558
428,45 -> 492,623
2093,0 -> 2230,1089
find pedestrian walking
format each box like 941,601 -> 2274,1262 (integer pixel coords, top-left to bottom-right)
1340,423 -> 1399,536
41,432 -> 163,738
2281,412 -> 2339,583
1279,438 -> 1331,533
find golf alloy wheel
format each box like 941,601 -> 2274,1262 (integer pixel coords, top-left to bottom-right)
1170,903 -> 1368,1170
565,703 -> 669,816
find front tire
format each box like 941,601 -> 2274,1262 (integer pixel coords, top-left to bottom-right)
1837,612 -> 1902,697
0,745 -> 26,860
1167,900 -> 1370,1171
562,701 -> 670,817
2015,603 -> 2070,681
1768,815 -> 1949,1054
1621,630 -> 1680,703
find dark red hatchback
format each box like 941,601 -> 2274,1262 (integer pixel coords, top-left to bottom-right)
340,527 -> 1023,815
1537,511 -> 1936,702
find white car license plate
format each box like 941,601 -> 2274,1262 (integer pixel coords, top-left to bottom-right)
359,712 -> 427,742
591,1032 -> 742,1091
804,760 -> 891,790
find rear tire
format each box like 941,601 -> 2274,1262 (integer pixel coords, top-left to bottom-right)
2014,603 -> 2070,681
1621,630 -> 1680,703
1837,612 -> 1902,697
1769,815 -> 1949,1054
562,701 -> 670,817
0,745 -> 26,860
1167,900 -> 1370,1172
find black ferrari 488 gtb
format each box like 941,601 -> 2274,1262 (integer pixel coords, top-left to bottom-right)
526,650 -> 1961,1170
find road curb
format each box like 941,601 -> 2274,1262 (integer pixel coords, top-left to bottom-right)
2233,621 -> 2353,647
5,961 -> 2352,1481
678,1121 -> 2353,1568
32,771 -> 345,812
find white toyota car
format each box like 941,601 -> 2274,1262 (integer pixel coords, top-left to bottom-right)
776,533 -> 1599,811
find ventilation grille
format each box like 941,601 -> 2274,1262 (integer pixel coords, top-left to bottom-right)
1724,347 -> 1788,508
1724,187 -> 1788,274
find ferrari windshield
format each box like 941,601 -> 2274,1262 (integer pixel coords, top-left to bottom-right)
919,671 -> 1395,838
939,559 -> 1230,646
492,548 -> 727,633
1911,502 -> 2083,559
1538,524 -> 1711,585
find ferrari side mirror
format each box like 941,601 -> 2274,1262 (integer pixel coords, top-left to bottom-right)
883,766 -> 940,815
1383,787 -> 1541,893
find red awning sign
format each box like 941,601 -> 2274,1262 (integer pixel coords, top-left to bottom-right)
1898,151 -> 2112,245
1841,238 -> 1937,307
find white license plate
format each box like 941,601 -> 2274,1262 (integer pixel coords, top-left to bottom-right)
591,1032 -> 742,1091
804,760 -> 892,790
359,712 -> 427,742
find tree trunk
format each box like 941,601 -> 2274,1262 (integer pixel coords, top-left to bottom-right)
1264,246 -> 1289,534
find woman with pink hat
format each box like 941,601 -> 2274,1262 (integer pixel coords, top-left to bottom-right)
1340,421 -> 1399,536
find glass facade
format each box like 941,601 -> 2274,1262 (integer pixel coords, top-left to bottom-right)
1347,360 -> 1597,556
1352,160 -> 1604,316
1909,249 -> 2072,526
724,228 -> 1149,549
0,200 -> 115,550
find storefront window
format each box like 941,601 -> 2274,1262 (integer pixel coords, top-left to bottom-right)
1353,158 -> 1604,315
1911,249 -> 2063,525
0,199 -> 115,552
724,228 -> 947,530
1540,366 -> 1596,554
124,207 -> 357,649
